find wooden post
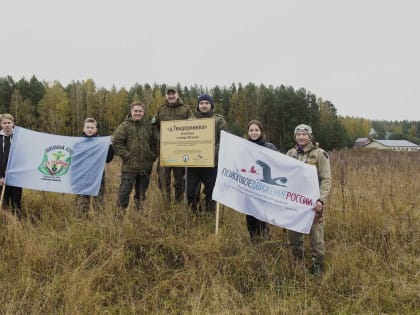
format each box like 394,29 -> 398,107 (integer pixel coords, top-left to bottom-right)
184,166 -> 188,211
0,185 -> 5,211
215,202 -> 220,235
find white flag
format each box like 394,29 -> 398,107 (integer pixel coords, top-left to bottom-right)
212,131 -> 320,234
5,126 -> 111,196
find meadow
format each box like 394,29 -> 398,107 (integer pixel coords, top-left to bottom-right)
0,149 -> 419,314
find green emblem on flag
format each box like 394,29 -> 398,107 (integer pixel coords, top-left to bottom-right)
38,148 -> 72,176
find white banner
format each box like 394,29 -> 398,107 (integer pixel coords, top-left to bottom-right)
212,131 -> 320,234
5,126 -> 111,196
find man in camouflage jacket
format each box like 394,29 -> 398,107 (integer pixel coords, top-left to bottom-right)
287,124 -> 332,276
113,102 -> 157,209
153,86 -> 192,202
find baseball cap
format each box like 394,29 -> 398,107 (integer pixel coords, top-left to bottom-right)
165,86 -> 177,94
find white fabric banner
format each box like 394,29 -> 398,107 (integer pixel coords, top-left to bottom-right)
212,131 -> 320,234
5,126 -> 111,196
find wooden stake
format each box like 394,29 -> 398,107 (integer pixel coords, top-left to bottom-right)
0,185 -> 5,212
215,202 -> 220,235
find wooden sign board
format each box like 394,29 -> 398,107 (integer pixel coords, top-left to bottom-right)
160,118 -> 215,167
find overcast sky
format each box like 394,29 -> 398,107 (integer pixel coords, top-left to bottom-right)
1,0 -> 419,121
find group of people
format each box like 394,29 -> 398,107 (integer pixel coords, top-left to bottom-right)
109,86 -> 331,275
111,87 -> 228,215
0,86 -> 331,275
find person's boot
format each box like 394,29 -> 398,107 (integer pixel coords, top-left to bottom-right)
292,248 -> 304,263
261,224 -> 270,241
190,203 -> 199,215
309,257 -> 323,276
205,200 -> 216,213
12,208 -> 22,220
134,199 -> 143,211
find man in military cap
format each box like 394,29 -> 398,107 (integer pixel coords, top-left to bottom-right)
153,86 -> 192,202
286,124 -> 332,276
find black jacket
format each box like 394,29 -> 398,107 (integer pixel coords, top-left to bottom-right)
0,131 -> 13,178
249,136 -> 279,152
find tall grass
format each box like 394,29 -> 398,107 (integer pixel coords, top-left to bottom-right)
0,150 -> 419,314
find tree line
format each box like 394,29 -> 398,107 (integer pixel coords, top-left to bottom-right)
1,75 -> 419,152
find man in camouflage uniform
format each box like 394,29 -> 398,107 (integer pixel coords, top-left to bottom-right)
287,124 -> 332,275
153,86 -> 192,202
186,94 -> 227,213
113,102 -> 157,209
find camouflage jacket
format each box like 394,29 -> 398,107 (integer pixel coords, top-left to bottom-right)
194,110 -> 227,146
287,142 -> 332,203
153,100 -> 193,150
155,100 -> 192,127
112,117 -> 157,173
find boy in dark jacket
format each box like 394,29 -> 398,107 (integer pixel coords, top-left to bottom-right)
0,113 -> 22,218
76,117 -> 114,214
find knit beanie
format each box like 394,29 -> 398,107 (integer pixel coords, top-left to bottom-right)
294,124 -> 313,138
197,94 -> 214,110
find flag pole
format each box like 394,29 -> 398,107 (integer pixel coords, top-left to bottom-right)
184,166 -> 188,212
89,196 -> 93,214
184,166 -> 189,226
0,184 -> 6,212
215,202 -> 220,235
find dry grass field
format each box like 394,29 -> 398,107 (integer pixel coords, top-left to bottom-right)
0,149 -> 419,314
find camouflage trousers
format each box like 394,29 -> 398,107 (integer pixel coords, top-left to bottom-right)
117,172 -> 150,209
157,163 -> 185,203
288,223 -> 324,261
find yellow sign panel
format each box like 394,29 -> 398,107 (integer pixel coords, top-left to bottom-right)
160,118 -> 215,167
